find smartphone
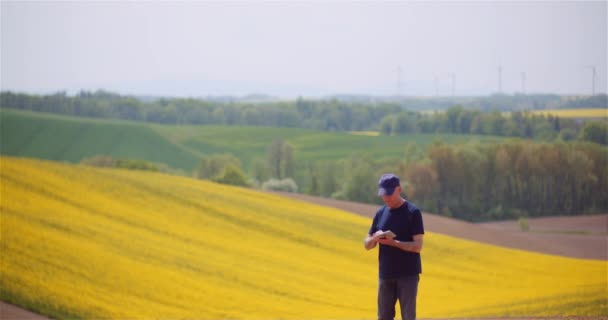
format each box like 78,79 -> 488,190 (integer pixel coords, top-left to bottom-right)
378,230 -> 396,239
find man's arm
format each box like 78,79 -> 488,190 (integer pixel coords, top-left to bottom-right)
364,234 -> 378,250
377,234 -> 424,253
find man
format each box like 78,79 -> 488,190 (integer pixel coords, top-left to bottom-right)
364,173 -> 424,320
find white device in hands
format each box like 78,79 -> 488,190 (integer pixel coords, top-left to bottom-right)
376,230 -> 396,239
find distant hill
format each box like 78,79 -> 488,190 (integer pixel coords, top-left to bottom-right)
3,91 -> 604,144
1,157 -> 606,318
0,109 -> 200,171
0,109 -> 506,172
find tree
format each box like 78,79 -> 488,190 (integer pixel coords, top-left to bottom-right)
115,159 -> 159,172
559,128 -> 577,141
338,157 -> 378,203
196,154 -> 242,179
378,115 -> 395,135
445,106 -> 463,133
212,165 -> 249,187
282,142 -> 296,179
403,162 -> 438,211
266,139 -> 296,179
250,158 -> 271,184
579,121 -> 608,145
393,111 -> 420,134
316,160 -> 341,197
112,98 -> 142,120
533,121 -> 558,141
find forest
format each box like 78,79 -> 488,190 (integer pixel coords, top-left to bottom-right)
1,90 -> 606,145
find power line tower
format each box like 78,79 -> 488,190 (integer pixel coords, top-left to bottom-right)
521,72 -> 526,94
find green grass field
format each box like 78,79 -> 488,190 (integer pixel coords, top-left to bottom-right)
0,109 -> 200,170
0,109 -> 507,172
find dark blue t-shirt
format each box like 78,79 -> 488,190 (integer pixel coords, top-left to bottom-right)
368,201 -> 424,279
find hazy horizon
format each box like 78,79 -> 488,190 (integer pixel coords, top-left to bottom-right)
2,1 -> 607,98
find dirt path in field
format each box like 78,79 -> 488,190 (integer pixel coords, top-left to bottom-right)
2,301 -> 606,320
0,302 -> 51,320
275,192 -> 607,260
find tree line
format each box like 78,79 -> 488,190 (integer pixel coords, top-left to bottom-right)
1,90 -> 606,145
379,107 -> 607,145
308,142 -> 606,221
178,138 -> 607,222
455,93 -> 607,112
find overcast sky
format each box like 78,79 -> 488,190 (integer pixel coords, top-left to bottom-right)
1,1 -> 606,98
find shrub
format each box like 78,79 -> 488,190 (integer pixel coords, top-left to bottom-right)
559,128 -> 577,141
212,165 -> 249,187
195,154 -> 242,179
115,159 -> 159,172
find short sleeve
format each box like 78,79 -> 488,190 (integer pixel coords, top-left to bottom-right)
411,209 -> 424,235
368,208 -> 383,235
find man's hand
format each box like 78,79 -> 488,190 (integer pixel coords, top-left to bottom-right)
373,230 -> 387,239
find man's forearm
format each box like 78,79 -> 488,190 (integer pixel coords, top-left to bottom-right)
364,236 -> 377,250
393,240 -> 422,253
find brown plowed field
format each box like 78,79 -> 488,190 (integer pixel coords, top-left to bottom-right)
275,192 -> 607,261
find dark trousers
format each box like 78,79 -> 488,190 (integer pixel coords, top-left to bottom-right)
378,274 -> 419,320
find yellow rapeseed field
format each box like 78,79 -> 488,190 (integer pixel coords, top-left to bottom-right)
526,108 -> 607,119
349,131 -> 380,137
1,157 -> 606,319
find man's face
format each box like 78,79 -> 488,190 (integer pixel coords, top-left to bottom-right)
381,186 -> 401,208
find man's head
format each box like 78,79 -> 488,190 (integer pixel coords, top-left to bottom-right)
378,173 -> 403,207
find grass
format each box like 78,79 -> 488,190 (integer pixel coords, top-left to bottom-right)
1,156 -> 606,319
1,109 -> 507,172
153,125 -> 488,166
0,109 -> 200,171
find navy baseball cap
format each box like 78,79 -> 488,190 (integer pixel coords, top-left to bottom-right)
378,174 -> 400,196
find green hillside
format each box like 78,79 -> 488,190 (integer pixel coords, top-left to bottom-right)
0,109 -> 200,170
0,109 -> 506,171
154,125 -> 497,167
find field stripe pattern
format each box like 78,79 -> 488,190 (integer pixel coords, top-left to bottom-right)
0,157 -> 606,318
